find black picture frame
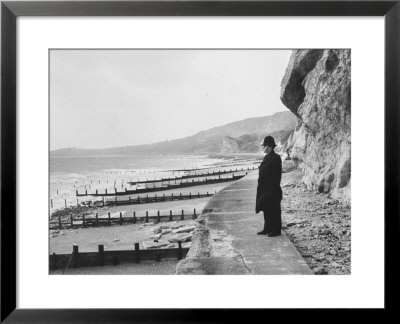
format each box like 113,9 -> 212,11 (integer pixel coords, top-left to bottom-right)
1,0 -> 399,322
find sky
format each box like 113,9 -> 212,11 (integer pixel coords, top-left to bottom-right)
50,49 -> 292,150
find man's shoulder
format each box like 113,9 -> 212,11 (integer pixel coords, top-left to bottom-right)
272,152 -> 282,162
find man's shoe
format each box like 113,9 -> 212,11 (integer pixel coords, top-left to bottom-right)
267,232 -> 281,237
257,230 -> 268,235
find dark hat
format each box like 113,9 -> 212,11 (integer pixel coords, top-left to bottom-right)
262,135 -> 276,148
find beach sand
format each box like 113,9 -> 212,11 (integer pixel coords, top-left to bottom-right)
49,218 -> 198,254
50,260 -> 180,275
49,182 -> 239,252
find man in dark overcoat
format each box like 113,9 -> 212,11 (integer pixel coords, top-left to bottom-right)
255,135 -> 283,237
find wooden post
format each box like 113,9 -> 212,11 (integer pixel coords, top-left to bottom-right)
76,190 -> 78,196
70,214 -> 73,228
193,208 -> 197,219
76,198 -> 79,206
181,210 -> 184,220
85,189 -> 87,196
180,193 -> 182,198
82,214 -> 86,228
156,250 -> 161,262
72,245 -> 79,268
129,196 -> 131,204
98,245 -> 104,266
198,192 -> 200,198
58,215 -> 62,229
163,193 -> 165,201
96,213 -> 99,227
52,252 -> 57,270
115,196 -> 118,205
51,199 -> 53,209
102,197 -> 105,207
65,199 -> 67,208
169,210 -> 172,221
108,212 -> 111,226
135,243 -> 140,263
105,189 -> 108,195
157,211 -> 160,222
189,192 -> 191,199
146,211 -> 149,223
119,212 -> 123,225
133,211 -> 136,224
96,189 -> 98,195
171,193 -> 174,201
178,241 -> 182,260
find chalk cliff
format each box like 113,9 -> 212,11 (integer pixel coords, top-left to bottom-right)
221,136 -> 240,153
220,129 -> 294,155
281,49 -> 351,202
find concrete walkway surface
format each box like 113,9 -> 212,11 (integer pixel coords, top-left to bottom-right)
176,172 -> 313,275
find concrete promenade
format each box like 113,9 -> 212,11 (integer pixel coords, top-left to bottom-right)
176,172 -> 313,275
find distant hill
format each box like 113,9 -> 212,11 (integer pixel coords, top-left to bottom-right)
51,111 -> 298,156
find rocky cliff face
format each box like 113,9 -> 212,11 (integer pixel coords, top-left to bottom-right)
281,49 -> 351,202
221,136 -> 240,153
220,129 -> 295,154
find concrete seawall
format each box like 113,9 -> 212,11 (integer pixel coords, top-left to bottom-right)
176,171 -> 313,275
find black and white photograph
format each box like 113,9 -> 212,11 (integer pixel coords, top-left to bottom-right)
49,49 -> 351,275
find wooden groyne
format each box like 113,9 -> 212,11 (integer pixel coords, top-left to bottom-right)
76,173 -> 246,197
168,162 -> 258,172
127,167 -> 256,185
50,243 -> 189,270
52,191 -> 214,209
50,209 -> 199,230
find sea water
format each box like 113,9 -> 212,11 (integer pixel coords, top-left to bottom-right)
49,154 -> 227,211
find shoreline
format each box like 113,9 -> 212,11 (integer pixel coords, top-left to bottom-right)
49,155 -> 260,273
50,181 -> 239,221
49,154 -> 257,209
